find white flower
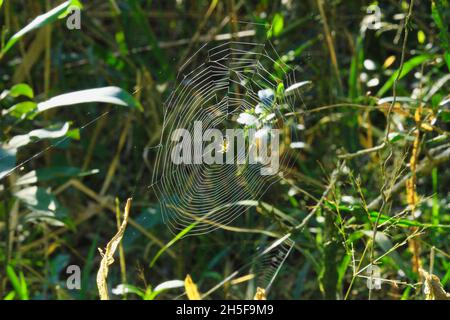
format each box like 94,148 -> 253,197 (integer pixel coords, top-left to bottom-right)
258,88 -> 275,107
290,141 -> 306,149
363,59 -> 376,70
367,78 -> 379,87
112,284 -> 130,295
237,112 -> 258,126
288,187 -> 298,197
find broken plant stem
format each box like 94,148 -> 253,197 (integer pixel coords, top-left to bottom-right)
97,198 -> 132,300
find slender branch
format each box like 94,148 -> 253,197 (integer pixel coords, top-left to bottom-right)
338,142 -> 386,160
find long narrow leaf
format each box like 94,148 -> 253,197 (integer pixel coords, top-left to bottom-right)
1,0 -> 81,57
6,265 -> 29,300
37,86 -> 143,112
149,223 -> 195,268
377,54 -> 434,97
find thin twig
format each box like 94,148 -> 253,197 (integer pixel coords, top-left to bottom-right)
294,161 -> 345,231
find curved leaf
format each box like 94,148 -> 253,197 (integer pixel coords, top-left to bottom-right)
37,86 -> 143,112
1,1 -> 82,57
9,84 -> 34,98
7,122 -> 70,149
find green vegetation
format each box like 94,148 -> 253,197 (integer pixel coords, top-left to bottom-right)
1,0 -> 449,300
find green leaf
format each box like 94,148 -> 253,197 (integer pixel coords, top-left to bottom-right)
439,110 -> 450,122
37,86 -> 143,112
7,122 -> 70,149
146,280 -> 185,300
368,211 -> 450,229
6,265 -> 29,300
1,0 -> 82,57
66,128 -> 80,140
14,186 -> 68,227
377,54 -> 434,97
3,292 -> 16,300
417,30 -> 426,44
444,52 -> 450,72
268,13 -> 284,38
387,132 -> 405,143
348,36 -> 364,99
337,254 -> 351,290
20,273 -> 28,299
276,82 -> 285,97
3,101 -> 37,118
9,84 -> 34,98
0,124 -> 77,179
149,222 -> 196,268
57,0 -> 83,18
16,167 -> 99,186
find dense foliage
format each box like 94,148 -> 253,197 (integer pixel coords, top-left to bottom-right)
0,0 -> 449,300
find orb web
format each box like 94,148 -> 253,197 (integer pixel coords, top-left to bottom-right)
151,40 -> 305,236
253,236 -> 295,292
200,235 -> 295,298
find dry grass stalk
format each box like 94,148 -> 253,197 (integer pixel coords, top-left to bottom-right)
96,198 -> 132,300
115,198 -> 127,299
419,268 -> 450,300
406,104 -> 423,273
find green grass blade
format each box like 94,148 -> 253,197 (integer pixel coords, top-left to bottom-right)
1,0 -> 82,57
149,223 -> 196,268
377,54 -> 434,97
348,35 -> 363,99
6,265 -> 29,300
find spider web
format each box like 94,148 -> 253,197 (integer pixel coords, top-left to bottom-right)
185,235 -> 295,299
1,23 -> 308,297
151,39 -> 306,236
147,33 -> 308,297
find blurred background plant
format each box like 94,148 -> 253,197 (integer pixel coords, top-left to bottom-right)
0,0 -> 449,300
